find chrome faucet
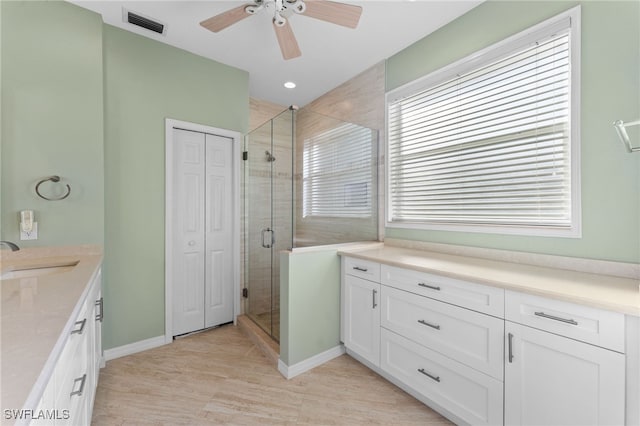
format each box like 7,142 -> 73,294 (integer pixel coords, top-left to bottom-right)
0,241 -> 20,251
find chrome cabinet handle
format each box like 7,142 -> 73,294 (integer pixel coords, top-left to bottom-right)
418,368 -> 440,382
95,297 -> 104,322
70,374 -> 87,397
508,332 -> 514,363
372,289 -> 378,309
534,311 -> 578,325
71,318 -> 87,335
417,319 -> 441,330
418,283 -> 440,291
353,266 -> 368,272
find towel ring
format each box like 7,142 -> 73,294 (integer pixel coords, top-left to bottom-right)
35,175 -> 71,201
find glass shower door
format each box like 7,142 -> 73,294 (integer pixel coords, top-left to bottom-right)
244,109 -> 293,341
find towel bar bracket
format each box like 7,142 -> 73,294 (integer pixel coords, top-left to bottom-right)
613,119 -> 640,153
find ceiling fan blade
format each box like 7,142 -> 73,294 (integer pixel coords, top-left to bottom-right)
302,0 -> 362,29
200,4 -> 253,33
273,20 -> 301,60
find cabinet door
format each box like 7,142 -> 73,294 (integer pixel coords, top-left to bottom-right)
344,275 -> 380,367
505,322 -> 625,426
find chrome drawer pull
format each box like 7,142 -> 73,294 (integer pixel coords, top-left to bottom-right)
417,319 -> 440,330
372,289 -> 378,309
353,266 -> 368,272
71,318 -> 87,335
418,368 -> 440,382
70,374 -> 87,397
534,311 -> 578,326
418,283 -> 440,291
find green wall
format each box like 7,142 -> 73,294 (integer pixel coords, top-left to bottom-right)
280,249 -> 342,366
103,25 -> 249,349
1,1 -> 104,246
386,1 -> 640,264
1,1 -> 249,351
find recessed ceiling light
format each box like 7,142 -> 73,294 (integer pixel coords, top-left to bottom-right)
284,81 -> 296,89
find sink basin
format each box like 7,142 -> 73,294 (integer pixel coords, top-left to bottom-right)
0,262 -> 78,280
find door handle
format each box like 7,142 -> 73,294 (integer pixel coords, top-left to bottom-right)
508,332 -> 514,363
95,297 -> 104,322
261,228 -> 273,248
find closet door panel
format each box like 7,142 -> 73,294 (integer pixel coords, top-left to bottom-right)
172,129 -> 206,335
205,134 -> 234,327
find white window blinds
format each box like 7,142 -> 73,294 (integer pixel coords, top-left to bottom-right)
387,21 -> 577,233
303,123 -> 376,218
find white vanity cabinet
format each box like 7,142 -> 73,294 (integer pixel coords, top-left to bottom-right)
342,258 -> 381,367
504,291 -> 626,426
341,256 -> 505,425
31,268 -> 103,426
340,252 -> 636,426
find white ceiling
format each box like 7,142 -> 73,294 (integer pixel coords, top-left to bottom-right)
69,0 -> 482,107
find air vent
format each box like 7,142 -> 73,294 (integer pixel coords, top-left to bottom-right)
123,9 -> 166,35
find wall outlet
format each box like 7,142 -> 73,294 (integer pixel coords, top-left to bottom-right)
20,222 -> 38,240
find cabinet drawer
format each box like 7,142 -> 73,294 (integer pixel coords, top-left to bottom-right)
54,328 -> 89,425
505,290 -> 625,353
381,265 -> 504,317
343,257 -> 381,282
381,328 -> 503,426
381,286 -> 504,380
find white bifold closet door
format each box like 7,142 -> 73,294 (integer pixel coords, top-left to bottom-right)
172,128 -> 233,336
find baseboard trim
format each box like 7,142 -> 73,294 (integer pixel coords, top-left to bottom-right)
104,335 -> 167,362
278,344 -> 345,379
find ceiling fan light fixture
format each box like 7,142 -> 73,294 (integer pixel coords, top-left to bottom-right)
273,14 -> 287,27
289,0 -> 307,14
284,81 -> 296,89
245,5 -> 262,15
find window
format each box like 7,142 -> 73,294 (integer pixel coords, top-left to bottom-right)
303,123 -> 377,218
386,7 -> 581,237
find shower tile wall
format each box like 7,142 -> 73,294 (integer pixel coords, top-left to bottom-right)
295,62 -> 385,246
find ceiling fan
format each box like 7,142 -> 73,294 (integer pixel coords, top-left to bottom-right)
200,0 -> 362,60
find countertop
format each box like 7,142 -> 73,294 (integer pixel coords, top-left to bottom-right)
338,245 -> 640,317
0,245 -> 103,414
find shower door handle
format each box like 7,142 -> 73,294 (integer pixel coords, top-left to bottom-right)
261,228 -> 275,248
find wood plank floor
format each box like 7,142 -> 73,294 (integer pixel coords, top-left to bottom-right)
92,325 -> 452,425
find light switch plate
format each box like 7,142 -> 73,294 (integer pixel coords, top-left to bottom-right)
20,222 -> 38,240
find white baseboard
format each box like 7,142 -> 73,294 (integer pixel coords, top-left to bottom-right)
104,335 -> 167,362
278,344 -> 345,379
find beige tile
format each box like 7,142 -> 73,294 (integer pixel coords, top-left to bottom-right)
92,324 -> 452,425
